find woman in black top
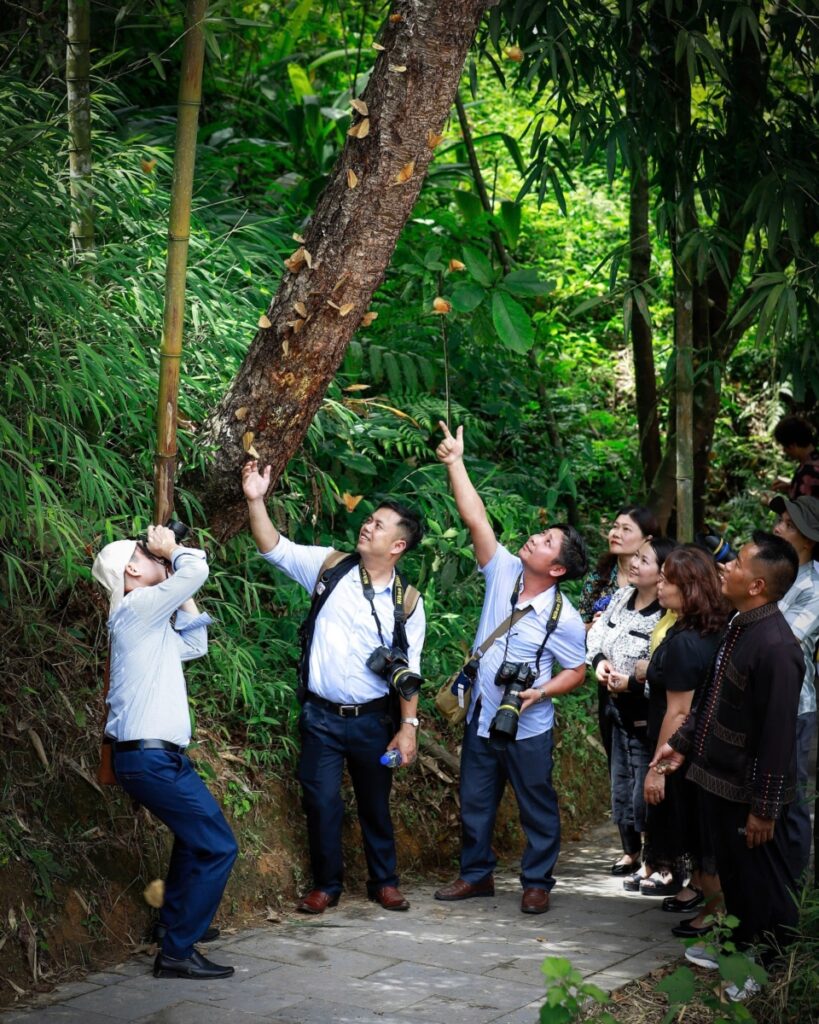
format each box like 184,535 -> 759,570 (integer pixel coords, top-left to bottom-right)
639,546 -> 729,913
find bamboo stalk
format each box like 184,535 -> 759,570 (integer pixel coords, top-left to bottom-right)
66,0 -> 94,255
153,0 -> 208,524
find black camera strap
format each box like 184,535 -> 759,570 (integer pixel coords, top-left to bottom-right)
358,562 -> 409,651
494,576 -> 563,677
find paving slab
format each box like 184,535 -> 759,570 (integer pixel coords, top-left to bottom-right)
0,824 -> 686,1024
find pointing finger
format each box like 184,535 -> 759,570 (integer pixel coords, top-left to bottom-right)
456,425 -> 464,444
438,419 -> 452,439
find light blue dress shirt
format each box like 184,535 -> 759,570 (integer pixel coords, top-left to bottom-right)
469,544 -> 587,740
105,548 -> 212,746
779,560 -> 819,717
262,535 -> 426,705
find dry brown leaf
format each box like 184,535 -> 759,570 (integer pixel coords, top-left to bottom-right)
293,301 -> 307,317
247,444 -> 260,459
343,384 -> 371,391
292,232 -> 305,243
351,98 -> 369,116
303,248 -> 313,268
327,300 -> 340,310
388,64 -> 407,73
292,318 -> 305,333
27,730 -> 48,770
432,297 -> 452,314
234,407 -> 248,422
283,247 -> 306,272
346,168 -> 359,189
448,258 -> 466,271
282,338 -> 290,357
361,311 -> 378,326
394,160 -> 415,184
353,117 -> 370,139
219,751 -> 245,764
506,45 -> 524,62
338,303 -> 355,317
427,130 -> 444,149
372,42 -> 385,51
144,879 -> 165,908
141,158 -> 157,174
342,492 -> 364,512
242,431 -> 255,452
258,314 -> 272,329
266,907 -> 281,922
389,12 -> 402,22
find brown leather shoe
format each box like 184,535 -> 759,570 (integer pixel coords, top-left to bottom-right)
370,885 -> 410,911
434,876 -> 495,901
296,889 -> 340,915
521,887 -> 550,914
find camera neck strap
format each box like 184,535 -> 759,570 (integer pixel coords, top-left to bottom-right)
358,562 -> 408,652
488,577 -> 563,676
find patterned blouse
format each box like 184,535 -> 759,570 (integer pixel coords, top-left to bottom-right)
586,585 -> 662,679
578,563 -> 618,623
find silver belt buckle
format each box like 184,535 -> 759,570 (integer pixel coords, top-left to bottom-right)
339,704 -> 359,718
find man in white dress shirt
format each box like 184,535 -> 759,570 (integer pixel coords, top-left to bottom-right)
92,525 -> 237,979
242,461 -> 426,914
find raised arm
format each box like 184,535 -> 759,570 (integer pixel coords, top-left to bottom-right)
435,421 -> 497,567
242,460 -> 280,553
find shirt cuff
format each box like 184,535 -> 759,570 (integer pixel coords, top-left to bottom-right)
170,547 -> 208,570
174,610 -> 213,632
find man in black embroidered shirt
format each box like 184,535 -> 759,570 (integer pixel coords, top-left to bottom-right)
652,532 -> 803,967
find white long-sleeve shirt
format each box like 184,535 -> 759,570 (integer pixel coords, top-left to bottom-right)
104,548 -> 212,745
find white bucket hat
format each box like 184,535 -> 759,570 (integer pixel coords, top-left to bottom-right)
92,539 -> 137,616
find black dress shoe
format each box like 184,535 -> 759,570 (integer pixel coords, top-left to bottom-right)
662,891 -> 704,914
611,858 -> 641,876
152,923 -> 220,944
153,949 -> 234,979
671,919 -> 713,938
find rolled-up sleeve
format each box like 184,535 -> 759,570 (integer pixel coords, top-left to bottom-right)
261,535 -> 333,593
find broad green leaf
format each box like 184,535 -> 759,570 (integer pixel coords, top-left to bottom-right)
454,191 -> 484,223
287,63 -> 314,101
450,284 -> 486,313
498,200 -> 522,248
503,269 -> 554,297
492,292 -> 534,353
463,246 -> 497,287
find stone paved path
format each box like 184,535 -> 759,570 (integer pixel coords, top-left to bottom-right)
0,825 -> 685,1024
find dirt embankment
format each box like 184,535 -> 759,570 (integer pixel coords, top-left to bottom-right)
0,714 -> 607,1008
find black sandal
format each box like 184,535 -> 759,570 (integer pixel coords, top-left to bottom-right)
611,857 -> 641,876
662,889 -> 704,913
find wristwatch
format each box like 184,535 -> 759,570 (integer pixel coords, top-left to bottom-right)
401,716 -> 420,728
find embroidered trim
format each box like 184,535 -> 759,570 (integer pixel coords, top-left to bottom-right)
712,721 -> 746,748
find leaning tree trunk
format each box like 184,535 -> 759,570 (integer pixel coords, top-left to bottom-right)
154,0 -> 208,525
66,0 -> 94,255
202,0 -> 496,540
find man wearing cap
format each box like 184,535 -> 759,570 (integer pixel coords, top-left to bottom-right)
92,525 -> 237,980
771,495 -> 819,882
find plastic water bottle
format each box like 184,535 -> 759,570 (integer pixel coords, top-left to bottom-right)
379,750 -> 402,768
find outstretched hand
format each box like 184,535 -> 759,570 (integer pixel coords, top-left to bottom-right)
242,460 -> 272,501
436,421 -> 464,465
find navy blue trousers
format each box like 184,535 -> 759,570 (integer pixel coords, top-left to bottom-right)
297,701 -> 397,896
459,711 -> 561,890
114,748 -> 238,959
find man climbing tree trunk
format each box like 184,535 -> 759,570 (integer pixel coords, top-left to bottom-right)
202,0 -> 497,540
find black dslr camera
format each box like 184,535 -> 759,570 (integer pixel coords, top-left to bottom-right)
137,519 -> 191,561
366,645 -> 423,700
489,661 -> 536,747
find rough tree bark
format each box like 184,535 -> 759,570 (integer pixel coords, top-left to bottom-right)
202,0 -> 496,540
66,0 -> 94,255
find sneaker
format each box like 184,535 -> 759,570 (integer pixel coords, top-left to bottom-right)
684,944 -> 719,969
722,977 -> 762,1003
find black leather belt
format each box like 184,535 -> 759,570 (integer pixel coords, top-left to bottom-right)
305,692 -> 390,718
111,739 -> 187,754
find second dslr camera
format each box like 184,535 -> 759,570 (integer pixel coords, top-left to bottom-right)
366,645 -> 423,700
489,660 -> 536,747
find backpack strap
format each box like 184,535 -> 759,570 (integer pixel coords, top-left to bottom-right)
296,551 -> 360,702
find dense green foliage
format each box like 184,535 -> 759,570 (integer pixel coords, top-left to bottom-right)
1,0 -> 812,766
